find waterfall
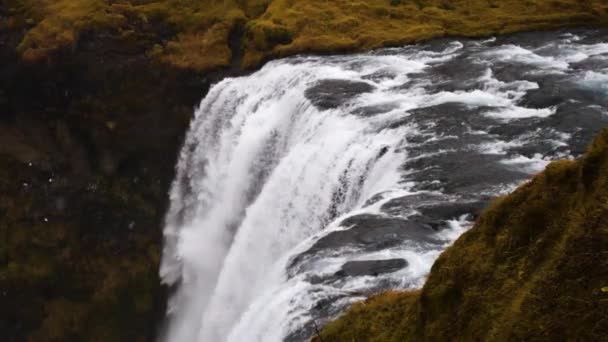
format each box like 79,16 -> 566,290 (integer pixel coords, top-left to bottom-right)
160,29 -> 608,342
160,59 -> 415,341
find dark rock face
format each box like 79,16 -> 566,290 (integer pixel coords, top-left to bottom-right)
335,259 -> 408,278
0,17 -> 234,342
305,79 -> 375,110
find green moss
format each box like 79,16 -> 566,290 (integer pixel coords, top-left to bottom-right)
320,129 -> 608,341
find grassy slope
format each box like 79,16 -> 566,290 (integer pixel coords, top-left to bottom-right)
319,128 -> 608,341
4,0 -> 608,71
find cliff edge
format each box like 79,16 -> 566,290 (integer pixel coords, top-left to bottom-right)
320,128 -> 608,341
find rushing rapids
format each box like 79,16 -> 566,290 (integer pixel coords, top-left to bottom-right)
160,28 -> 608,341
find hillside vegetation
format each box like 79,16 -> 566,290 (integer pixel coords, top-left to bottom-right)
3,0 -> 608,71
319,128 -> 608,341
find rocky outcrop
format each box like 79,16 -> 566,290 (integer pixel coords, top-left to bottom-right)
319,128 -> 608,341
0,13 -> 229,342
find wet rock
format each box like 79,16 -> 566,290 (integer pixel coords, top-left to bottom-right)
379,193 -> 443,216
310,214 -> 441,253
414,200 -> 489,229
545,102 -> 608,155
404,150 -> 528,194
362,69 -> 396,82
352,103 -> 399,117
571,56 -> 608,71
425,55 -> 489,92
289,214 -> 441,269
305,79 -> 374,110
407,103 -> 498,136
335,258 -> 408,278
519,75 -> 569,108
574,28 -> 608,45
382,195 -> 489,227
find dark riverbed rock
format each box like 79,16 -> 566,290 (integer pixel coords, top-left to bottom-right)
417,200 -> 489,221
571,55 -> 608,71
310,214 -> 442,254
289,214 -> 441,269
379,193 -> 444,216
546,102 -> 608,155
405,102 -> 498,137
335,258 -> 408,278
305,79 -> 375,110
424,54 -> 489,93
381,196 -> 490,229
352,103 -> 399,117
0,15 -> 231,342
518,74 -> 570,108
404,150 -> 528,194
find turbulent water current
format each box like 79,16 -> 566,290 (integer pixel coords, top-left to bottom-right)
160,29 -> 608,341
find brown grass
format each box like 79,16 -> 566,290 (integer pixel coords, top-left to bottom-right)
6,0 -> 608,71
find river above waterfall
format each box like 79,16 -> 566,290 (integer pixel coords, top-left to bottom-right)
159,28 -> 608,342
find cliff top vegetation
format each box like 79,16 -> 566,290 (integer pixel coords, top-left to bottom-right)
3,0 -> 608,71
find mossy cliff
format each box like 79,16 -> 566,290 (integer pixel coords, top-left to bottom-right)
1,1 -> 608,341
319,128 -> 608,341
0,5 -> 204,340
4,0 -> 608,71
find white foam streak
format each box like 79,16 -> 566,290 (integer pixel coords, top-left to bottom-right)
485,106 -> 557,119
501,154 -> 551,174
483,44 -> 570,70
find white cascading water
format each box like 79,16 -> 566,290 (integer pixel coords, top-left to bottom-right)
160,29 -> 608,341
160,59 -> 416,341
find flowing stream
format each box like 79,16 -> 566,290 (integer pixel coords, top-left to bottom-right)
160,28 -> 608,341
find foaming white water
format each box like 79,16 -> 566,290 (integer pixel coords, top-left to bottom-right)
160,57 -> 421,341
486,106 -> 557,119
161,29 -> 608,342
501,154 -> 552,173
483,44 -> 570,70
578,70 -> 608,94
